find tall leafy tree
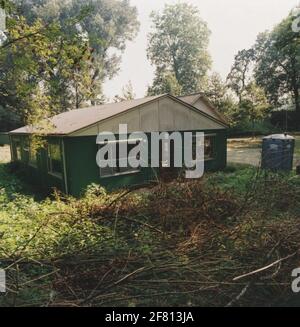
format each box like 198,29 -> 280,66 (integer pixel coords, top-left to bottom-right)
203,72 -> 237,125
113,81 -> 135,102
0,5 -> 95,130
147,2 -> 211,95
14,0 -> 140,103
226,48 -> 271,126
240,82 -> 270,126
147,70 -> 183,96
0,0 -> 140,130
204,73 -> 227,108
254,12 -> 300,118
227,49 -> 255,104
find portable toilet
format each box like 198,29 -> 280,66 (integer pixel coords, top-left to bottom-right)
261,134 -> 295,171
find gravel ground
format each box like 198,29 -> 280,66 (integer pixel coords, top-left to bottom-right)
0,145 -> 11,163
227,136 -> 300,167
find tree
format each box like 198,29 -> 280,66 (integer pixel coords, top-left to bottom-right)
0,0 -> 140,130
254,12 -> 300,119
147,70 -> 182,96
240,82 -> 270,126
226,47 -> 273,127
113,81 -> 135,102
227,49 -> 255,104
14,0 -> 140,103
203,72 -> 237,125
204,73 -> 227,108
0,9 -> 95,129
147,2 -> 211,95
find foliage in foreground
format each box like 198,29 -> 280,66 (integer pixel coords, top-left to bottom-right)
0,163 -> 300,307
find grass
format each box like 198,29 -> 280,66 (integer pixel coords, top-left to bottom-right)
1,144 -> 300,306
0,160 -> 300,307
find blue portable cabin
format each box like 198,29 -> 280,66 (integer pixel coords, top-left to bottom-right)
261,134 -> 295,171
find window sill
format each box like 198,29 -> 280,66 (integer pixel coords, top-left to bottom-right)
100,169 -> 141,179
188,158 -> 215,165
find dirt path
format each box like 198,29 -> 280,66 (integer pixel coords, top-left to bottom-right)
227,146 -> 261,166
227,136 -> 300,167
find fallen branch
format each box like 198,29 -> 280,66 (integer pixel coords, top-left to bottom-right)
226,283 -> 251,307
233,252 -> 298,281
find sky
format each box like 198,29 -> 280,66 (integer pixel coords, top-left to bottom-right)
103,0 -> 299,100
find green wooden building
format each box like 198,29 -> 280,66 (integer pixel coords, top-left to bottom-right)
9,93 -> 228,197
0,132 -> 9,145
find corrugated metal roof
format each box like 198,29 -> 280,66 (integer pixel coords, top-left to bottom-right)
10,93 -> 228,136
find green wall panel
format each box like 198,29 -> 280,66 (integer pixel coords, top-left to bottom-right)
10,135 -> 65,193
64,136 -> 157,197
10,129 -> 227,197
64,129 -> 227,196
0,133 -> 9,145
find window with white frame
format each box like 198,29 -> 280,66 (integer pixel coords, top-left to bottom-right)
99,139 -> 141,178
47,141 -> 62,177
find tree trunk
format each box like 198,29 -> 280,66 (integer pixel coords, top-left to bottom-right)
293,86 -> 300,124
294,88 -> 300,112
291,59 -> 300,123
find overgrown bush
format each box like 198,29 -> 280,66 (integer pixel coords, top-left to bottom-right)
228,119 -> 279,137
1,162 -> 300,307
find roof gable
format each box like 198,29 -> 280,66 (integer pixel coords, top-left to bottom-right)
179,93 -> 228,125
10,94 -> 227,136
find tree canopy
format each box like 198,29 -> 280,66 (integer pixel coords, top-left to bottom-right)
254,14 -> 300,116
226,7 -> 300,127
0,0 -> 139,131
147,2 -> 211,96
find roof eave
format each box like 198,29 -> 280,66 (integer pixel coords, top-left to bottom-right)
8,131 -> 67,137
8,92 -> 228,137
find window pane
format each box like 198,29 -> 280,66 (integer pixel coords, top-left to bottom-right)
22,139 -> 30,163
100,166 -> 114,177
118,141 -> 140,159
204,137 -> 214,160
99,141 -> 141,177
50,143 -> 61,161
29,146 -> 37,166
48,142 -> 62,175
52,159 -> 61,173
192,135 -> 215,160
13,138 -> 21,161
